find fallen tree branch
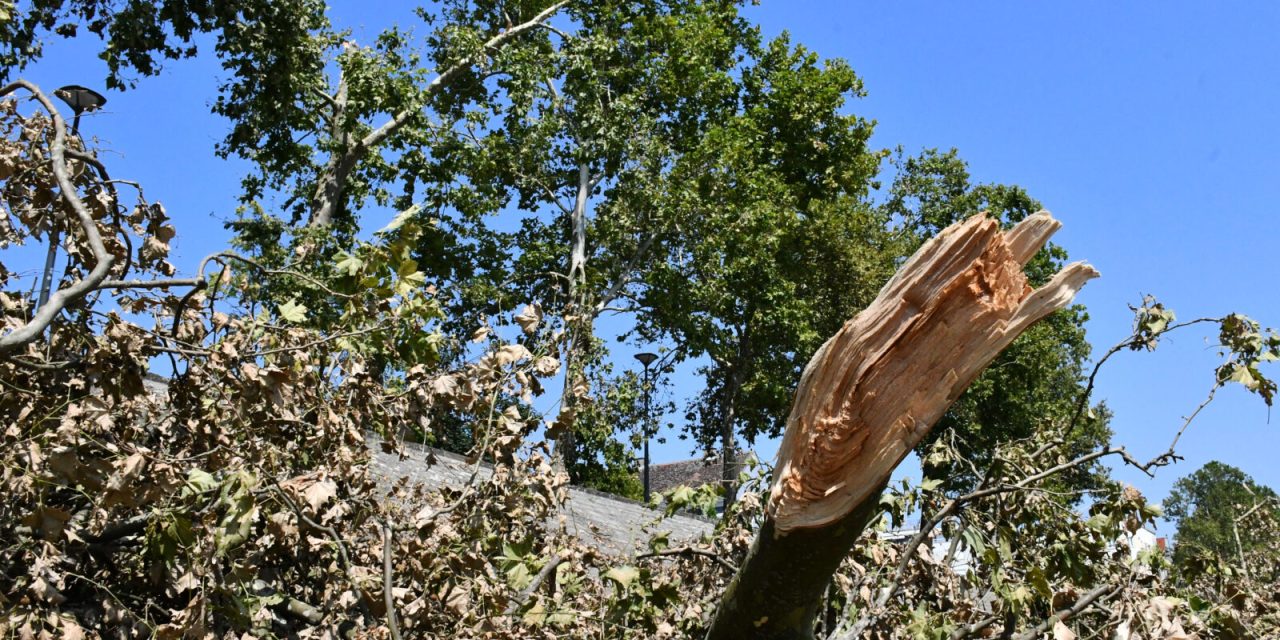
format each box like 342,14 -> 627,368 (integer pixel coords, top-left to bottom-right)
382,521 -> 403,640
250,579 -> 325,625
1010,584 -> 1120,640
270,486 -> 374,621
950,614 -> 1000,640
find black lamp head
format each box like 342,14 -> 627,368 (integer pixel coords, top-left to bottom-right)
634,352 -> 658,368
54,85 -> 107,115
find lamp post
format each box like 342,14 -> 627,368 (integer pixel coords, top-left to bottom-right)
37,86 -> 107,311
634,351 -> 658,504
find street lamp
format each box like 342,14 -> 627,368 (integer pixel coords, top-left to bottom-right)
634,351 -> 658,504
37,85 -> 107,311
53,85 -> 107,135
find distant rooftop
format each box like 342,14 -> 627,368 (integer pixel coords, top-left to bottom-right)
645,451 -> 759,495
370,437 -> 714,555
141,377 -> 713,556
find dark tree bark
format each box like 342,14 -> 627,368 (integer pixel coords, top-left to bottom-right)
703,485 -> 886,640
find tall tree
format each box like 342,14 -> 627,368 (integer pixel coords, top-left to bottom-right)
635,34 -> 891,503
1164,460 -> 1280,568
412,0 -> 763,475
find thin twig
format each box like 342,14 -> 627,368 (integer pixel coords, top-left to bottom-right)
636,546 -> 737,573
504,553 -> 566,617
1009,584 -> 1120,640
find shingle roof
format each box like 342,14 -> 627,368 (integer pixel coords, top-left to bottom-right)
141,376 -> 710,555
370,437 -> 714,555
646,452 -> 753,494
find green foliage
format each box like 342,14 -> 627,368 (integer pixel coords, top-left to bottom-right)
565,363 -> 651,498
653,482 -> 722,518
636,33 -> 891,455
1215,313 -> 1280,405
1163,460 -> 1280,567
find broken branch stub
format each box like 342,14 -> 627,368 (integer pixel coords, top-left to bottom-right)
769,211 -> 1098,532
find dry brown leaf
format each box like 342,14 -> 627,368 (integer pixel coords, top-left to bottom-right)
303,480 -> 338,513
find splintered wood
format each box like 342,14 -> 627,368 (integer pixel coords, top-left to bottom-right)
768,212 -> 1098,532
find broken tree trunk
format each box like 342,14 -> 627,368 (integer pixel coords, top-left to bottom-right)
703,212 -> 1098,640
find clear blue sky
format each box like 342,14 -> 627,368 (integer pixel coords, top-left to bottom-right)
17,2 -> 1280,522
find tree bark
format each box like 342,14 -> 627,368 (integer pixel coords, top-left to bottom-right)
705,212 -> 1098,639
704,487 -> 886,640
720,328 -> 751,508
309,76 -> 352,227
552,163 -> 594,468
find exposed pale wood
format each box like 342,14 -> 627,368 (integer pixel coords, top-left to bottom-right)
769,211 -> 1098,532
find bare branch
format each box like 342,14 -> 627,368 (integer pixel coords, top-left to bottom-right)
636,546 -> 737,573
503,553 -> 566,616
382,521 -> 403,640
594,231 -> 657,314
99,278 -> 203,289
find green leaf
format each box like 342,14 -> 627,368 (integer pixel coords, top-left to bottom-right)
335,251 -> 363,276
396,258 -> 419,277
648,531 -> 670,554
1229,364 -> 1260,391
960,526 -> 987,556
668,485 -> 695,508
506,562 -> 532,590
603,565 -> 640,589
1027,566 -> 1052,598
215,472 -> 258,556
522,602 -> 547,626
276,299 -> 308,323
184,468 -> 218,495
377,203 -> 420,234
547,609 -> 576,628
920,477 -> 943,492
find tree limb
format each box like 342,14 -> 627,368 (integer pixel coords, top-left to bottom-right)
707,212 -> 1097,640
0,80 -> 116,354
504,553 -> 566,617
1009,584 -> 1119,640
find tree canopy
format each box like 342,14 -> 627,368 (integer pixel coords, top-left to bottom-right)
1164,460 -> 1280,566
